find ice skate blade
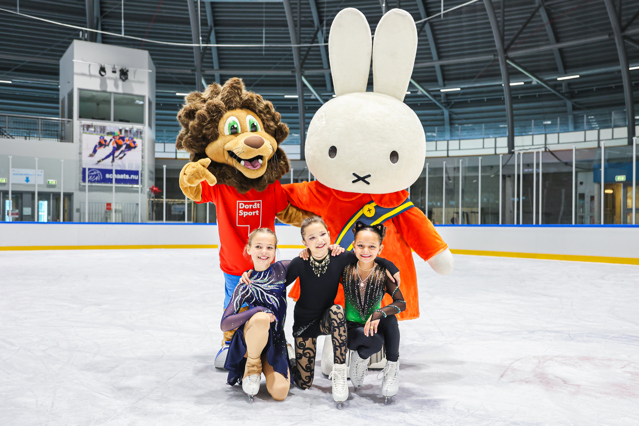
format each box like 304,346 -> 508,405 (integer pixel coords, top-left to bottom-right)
336,402 -> 344,409
247,395 -> 254,403
384,396 -> 394,405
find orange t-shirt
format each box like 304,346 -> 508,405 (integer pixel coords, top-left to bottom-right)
197,181 -> 289,275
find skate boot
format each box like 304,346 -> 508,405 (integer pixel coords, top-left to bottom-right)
329,363 -> 349,408
214,341 -> 231,369
242,356 -> 262,403
88,153 -> 95,157
381,359 -> 399,405
348,350 -> 369,389
321,335 -> 333,376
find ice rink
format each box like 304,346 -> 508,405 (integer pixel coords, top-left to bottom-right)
1,249 -> 638,425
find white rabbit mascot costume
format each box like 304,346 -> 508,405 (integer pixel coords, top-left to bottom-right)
283,8 -> 454,368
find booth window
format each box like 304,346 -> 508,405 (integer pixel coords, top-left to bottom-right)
113,94 -> 144,124
78,90 -> 111,121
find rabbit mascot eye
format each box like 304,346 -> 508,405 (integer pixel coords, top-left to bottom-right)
175,77 -> 311,368
283,8 -> 454,328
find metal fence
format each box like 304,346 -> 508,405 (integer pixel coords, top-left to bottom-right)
0,113 -> 73,142
80,202 -> 140,223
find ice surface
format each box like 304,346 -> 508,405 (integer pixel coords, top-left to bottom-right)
1,249 -> 638,425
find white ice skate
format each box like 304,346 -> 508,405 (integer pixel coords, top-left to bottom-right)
214,341 -> 230,369
320,335 -> 333,376
381,359 -> 399,405
349,350 -> 369,389
329,363 -> 349,408
242,374 -> 261,403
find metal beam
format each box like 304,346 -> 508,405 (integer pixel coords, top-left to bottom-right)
308,0 -> 331,92
85,0 -> 101,43
302,76 -> 324,105
282,0 -> 306,159
604,0 -> 635,144
625,36 -> 639,51
413,26 -> 639,69
415,0 -> 444,87
622,8 -> 639,32
507,59 -> 580,108
204,2 -> 221,84
537,0 -> 573,129
484,0 -> 514,153
187,0 -> 205,91
537,0 -> 565,74
410,79 -> 449,112
504,2 -> 543,53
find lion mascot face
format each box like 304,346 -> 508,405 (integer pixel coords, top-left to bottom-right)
176,77 -> 290,193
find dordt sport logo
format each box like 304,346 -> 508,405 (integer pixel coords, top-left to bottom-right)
237,200 -> 262,238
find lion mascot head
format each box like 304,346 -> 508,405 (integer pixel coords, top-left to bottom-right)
176,77 -> 290,193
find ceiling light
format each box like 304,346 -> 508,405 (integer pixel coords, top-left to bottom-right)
543,121 -> 552,124
630,66 -> 639,71
175,92 -> 190,96
557,75 -> 580,81
284,95 -> 298,98
405,91 -> 411,94
99,64 -> 106,77
135,100 -> 144,105
0,80 -> 11,84
440,87 -> 460,92
604,189 -> 613,194
509,82 -> 524,86
119,67 -> 129,82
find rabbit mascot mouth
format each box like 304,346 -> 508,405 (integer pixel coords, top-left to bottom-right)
176,78 -> 310,369
284,8 -> 454,329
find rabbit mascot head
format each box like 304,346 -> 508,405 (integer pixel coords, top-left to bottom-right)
306,8 -> 425,194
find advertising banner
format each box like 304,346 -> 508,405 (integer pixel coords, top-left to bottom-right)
81,123 -> 143,185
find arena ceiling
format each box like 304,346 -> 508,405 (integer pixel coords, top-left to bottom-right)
0,0 -> 638,152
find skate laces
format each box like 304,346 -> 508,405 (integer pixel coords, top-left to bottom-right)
329,365 -> 348,393
380,361 -> 398,385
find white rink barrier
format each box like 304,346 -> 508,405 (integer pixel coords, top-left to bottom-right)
0,223 -> 637,265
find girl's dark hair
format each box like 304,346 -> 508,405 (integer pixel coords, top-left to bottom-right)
300,216 -> 328,239
352,221 -> 386,244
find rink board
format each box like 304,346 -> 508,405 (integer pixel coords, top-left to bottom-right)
0,222 -> 638,264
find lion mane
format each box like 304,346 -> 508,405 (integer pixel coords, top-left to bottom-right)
176,77 -> 290,194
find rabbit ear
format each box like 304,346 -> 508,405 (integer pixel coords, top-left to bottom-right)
373,9 -> 418,101
329,8 -> 372,96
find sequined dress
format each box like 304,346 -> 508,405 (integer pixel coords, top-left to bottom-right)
220,260 -> 291,385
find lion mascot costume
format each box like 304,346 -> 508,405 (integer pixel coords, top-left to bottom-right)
282,8 -> 455,373
176,78 -> 309,368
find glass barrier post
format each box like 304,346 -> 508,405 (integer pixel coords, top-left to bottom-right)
163,165 -> 166,223
8,155 -> 12,222
185,195 -> 188,223
290,168 -> 294,184
478,157 -> 482,225
499,154 -> 502,225
35,158 -> 38,222
572,145 -> 577,225
533,151 -> 536,225
633,137 -> 636,225
539,151 -> 543,225
601,142 -> 605,224
442,161 -> 446,224
206,203 -> 210,224
112,162 -> 115,223
514,152 -> 517,224
520,152 -> 523,225
85,169 -> 89,222
459,159 -> 462,224
60,160 -> 64,222
425,163 -> 429,217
